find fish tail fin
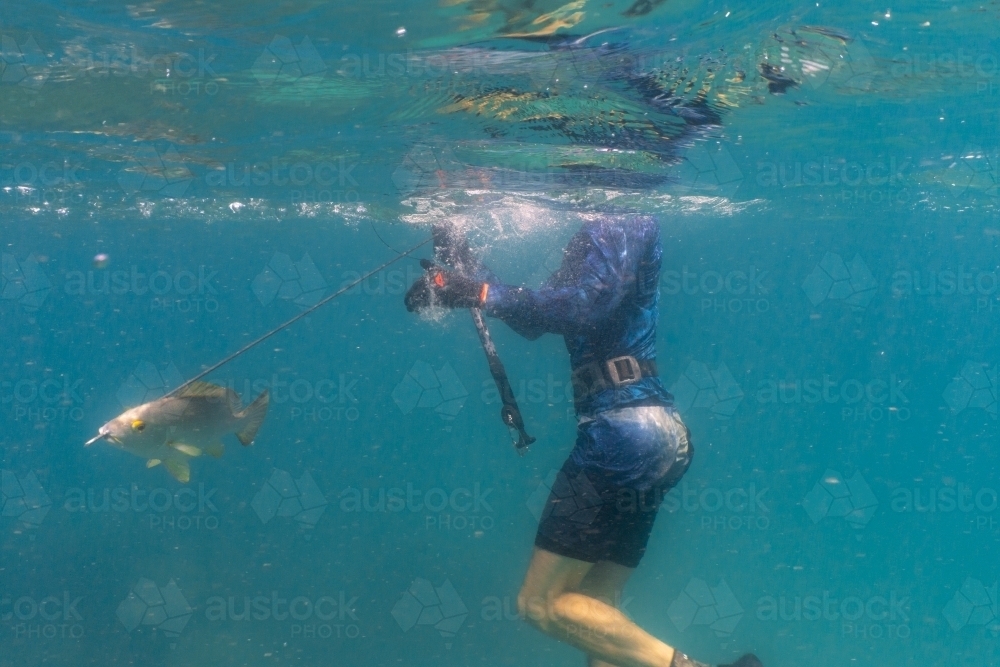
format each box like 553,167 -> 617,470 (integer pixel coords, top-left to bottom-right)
237,390 -> 269,446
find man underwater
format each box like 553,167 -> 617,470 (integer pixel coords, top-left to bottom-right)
405,217 -> 761,667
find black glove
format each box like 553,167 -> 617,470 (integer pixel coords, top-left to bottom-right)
405,259 -> 486,312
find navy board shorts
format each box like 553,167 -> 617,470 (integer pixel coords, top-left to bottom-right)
534,404 -> 693,569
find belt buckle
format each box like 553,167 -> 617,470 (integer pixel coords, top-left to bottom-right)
605,356 -> 641,387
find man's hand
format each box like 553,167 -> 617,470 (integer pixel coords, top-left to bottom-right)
405,259 -> 487,312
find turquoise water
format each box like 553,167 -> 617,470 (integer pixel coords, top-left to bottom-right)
2,1 -> 1000,665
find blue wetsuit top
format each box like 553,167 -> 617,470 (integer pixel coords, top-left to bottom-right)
482,216 -> 674,415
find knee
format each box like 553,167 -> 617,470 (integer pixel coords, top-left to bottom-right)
517,589 -> 554,632
518,589 -> 587,633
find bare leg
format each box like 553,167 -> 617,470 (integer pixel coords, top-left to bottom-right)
578,560 -> 636,667
518,547 -> 677,667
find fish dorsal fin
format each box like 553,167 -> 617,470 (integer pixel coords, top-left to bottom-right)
176,381 -> 235,401
147,459 -> 162,468
164,457 -> 191,483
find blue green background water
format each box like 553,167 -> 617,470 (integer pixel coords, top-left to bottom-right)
2,1 -> 1000,665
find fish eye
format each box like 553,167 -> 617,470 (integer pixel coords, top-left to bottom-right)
131,419 -> 145,432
